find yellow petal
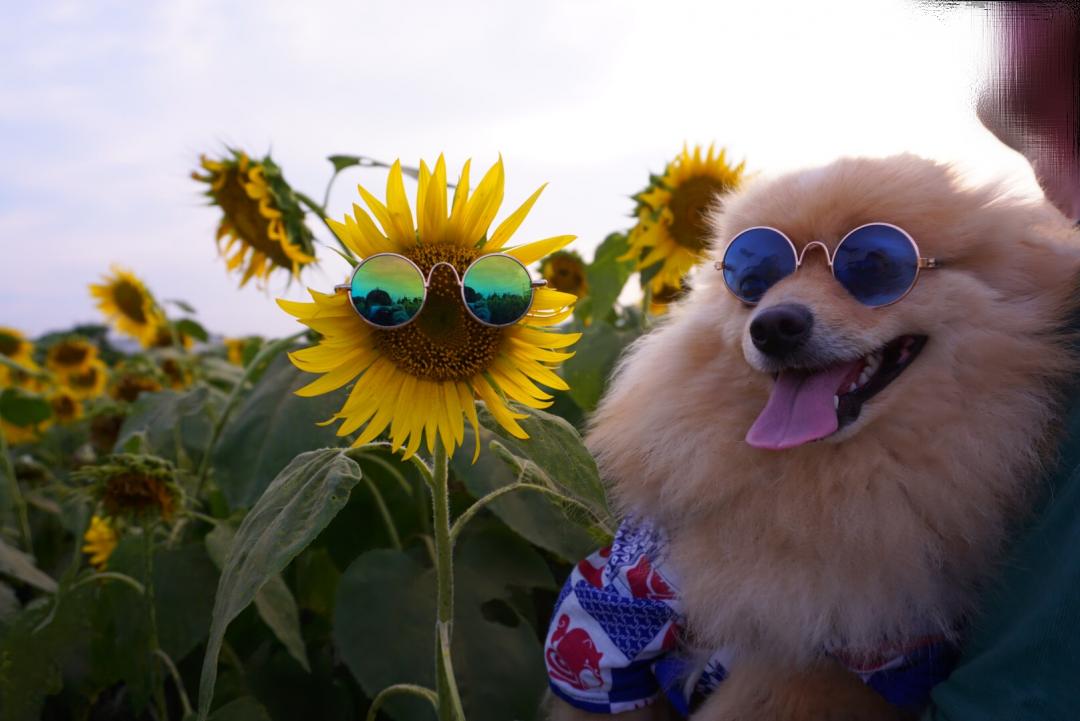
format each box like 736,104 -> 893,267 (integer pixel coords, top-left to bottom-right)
511,327 -> 582,349
385,160 -> 416,245
448,159 -> 472,237
474,375 -> 527,439
457,382 -> 482,462
421,154 -> 448,242
482,183 -> 546,251
460,157 -> 504,245
505,235 -> 576,266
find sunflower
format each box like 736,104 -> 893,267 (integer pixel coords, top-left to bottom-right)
78,454 -> 180,522
0,327 -> 35,367
46,337 -> 98,374
65,359 -> 109,400
49,387 -> 84,424
540,250 -> 589,297
110,368 -> 163,404
89,266 -> 164,347
279,156 -> 579,461
2,419 -> 44,445
0,356 -> 46,393
159,357 -> 191,389
195,150 -> 316,287
82,515 -> 118,570
148,323 -> 193,350
224,337 -> 248,365
624,144 -> 746,303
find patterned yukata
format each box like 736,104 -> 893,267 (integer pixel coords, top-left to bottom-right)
544,518 -> 958,717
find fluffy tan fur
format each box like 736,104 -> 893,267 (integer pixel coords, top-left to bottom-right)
560,155 -> 1080,719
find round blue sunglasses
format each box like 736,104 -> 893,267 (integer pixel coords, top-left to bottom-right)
716,222 -> 941,308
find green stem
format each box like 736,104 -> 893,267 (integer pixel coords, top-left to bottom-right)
295,191 -> 357,263
143,526 -> 168,720
430,439 -> 464,721
0,424 -> 32,553
193,332 -> 305,500
448,482 -> 597,546
365,684 -> 439,721
155,648 -> 193,718
70,571 -> 146,595
362,477 -> 402,550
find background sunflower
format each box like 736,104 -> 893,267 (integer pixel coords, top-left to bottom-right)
89,266 -> 164,348
280,156 -> 579,460
46,337 -> 98,374
195,150 -> 317,287
624,144 -> 746,306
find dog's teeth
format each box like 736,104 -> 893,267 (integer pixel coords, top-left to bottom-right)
848,382 -> 857,392
858,369 -> 871,385
834,395 -> 839,409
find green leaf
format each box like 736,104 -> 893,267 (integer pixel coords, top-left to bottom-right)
334,541 -> 550,721
205,524 -> 311,672
197,448 -> 362,721
0,585 -> 97,720
207,696 -> 272,721
0,389 -> 51,428
166,299 -> 198,314
211,354 -> 350,510
477,404 -> 615,537
176,318 -> 210,343
452,427 -> 597,562
115,386 -> 223,467
582,232 -> 635,322
326,155 -> 420,180
560,322 -> 639,412
154,544 -> 220,663
0,538 -> 57,592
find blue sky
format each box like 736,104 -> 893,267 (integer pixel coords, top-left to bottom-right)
2,0 -> 1038,338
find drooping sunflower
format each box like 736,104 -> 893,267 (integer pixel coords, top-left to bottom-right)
2,419 -> 44,445
82,515 -> 118,570
77,454 -> 180,522
0,327 -> 35,367
65,359 -> 109,400
46,337 -> 98,375
540,250 -> 589,298
195,150 -> 316,287
159,357 -> 191,390
148,323 -> 193,350
624,144 -> 746,303
110,366 -> 163,404
89,266 -> 164,347
279,156 -> 580,461
49,386 -> 84,424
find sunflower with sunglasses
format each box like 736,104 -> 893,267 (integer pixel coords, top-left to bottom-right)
279,156 -> 579,460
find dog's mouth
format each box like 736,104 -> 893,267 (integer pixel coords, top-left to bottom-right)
746,335 -> 927,450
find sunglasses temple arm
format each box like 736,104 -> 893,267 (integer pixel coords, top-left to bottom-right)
531,279 -> 548,288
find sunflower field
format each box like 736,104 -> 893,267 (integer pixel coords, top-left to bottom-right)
0,146 -> 742,721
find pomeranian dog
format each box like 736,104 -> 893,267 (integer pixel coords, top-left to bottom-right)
545,155 -> 1080,720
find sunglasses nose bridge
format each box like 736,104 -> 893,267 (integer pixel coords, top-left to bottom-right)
425,261 -> 464,285
797,241 -> 833,268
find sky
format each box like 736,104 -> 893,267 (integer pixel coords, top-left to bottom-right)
1,0 -> 1041,338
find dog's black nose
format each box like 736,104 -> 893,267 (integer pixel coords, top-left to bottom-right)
749,304 -> 814,358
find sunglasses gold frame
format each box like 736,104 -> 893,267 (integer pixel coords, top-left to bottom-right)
334,252 -> 547,329
715,222 -> 941,307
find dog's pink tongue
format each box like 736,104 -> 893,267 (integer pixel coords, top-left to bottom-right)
746,361 -> 860,450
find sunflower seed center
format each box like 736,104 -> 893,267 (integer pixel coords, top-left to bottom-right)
214,167 -> 294,269
376,244 -> 504,381
113,280 -> 149,324
667,176 -> 730,252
